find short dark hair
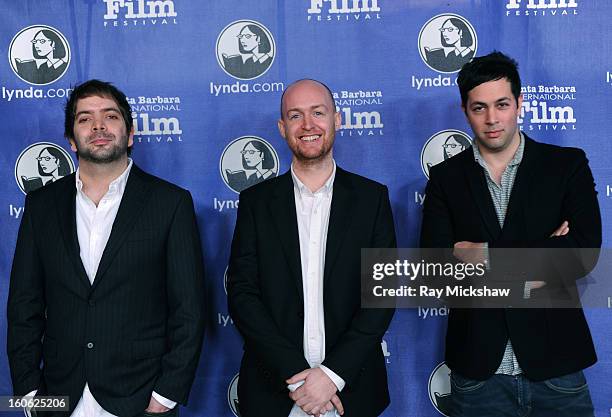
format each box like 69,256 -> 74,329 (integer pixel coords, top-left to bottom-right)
64,79 -> 133,154
457,51 -> 521,106
279,79 -> 335,118
440,18 -> 473,48
32,30 -> 66,60
239,25 -> 271,54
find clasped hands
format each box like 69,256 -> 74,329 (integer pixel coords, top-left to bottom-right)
287,368 -> 344,417
453,220 -> 569,290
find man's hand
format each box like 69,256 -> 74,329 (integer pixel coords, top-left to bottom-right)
550,220 -> 569,237
145,396 -> 170,414
287,368 -> 341,416
525,220 -> 570,290
453,241 -> 486,264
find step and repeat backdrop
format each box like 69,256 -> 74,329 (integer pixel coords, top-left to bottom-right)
1,1 -> 611,416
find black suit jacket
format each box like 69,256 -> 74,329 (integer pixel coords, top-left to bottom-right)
420,135 -> 601,381
227,167 -> 396,417
7,164 -> 206,416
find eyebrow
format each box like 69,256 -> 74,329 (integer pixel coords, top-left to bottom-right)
75,107 -> 122,118
286,103 -> 330,114
469,97 -> 512,106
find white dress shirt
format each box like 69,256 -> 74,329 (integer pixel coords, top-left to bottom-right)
26,160 -> 175,417
288,162 -> 345,417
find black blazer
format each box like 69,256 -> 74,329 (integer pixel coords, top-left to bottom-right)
420,135 -> 601,381
7,165 -> 206,416
227,167 -> 396,417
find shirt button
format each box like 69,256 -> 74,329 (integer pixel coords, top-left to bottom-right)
88,299 -> 95,307
86,342 -> 94,349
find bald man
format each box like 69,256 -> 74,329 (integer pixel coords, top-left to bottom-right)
228,79 -> 396,417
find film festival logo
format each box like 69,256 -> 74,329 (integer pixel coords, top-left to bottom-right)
220,136 -> 280,194
9,25 -> 70,86
306,0 -> 381,22
227,373 -> 240,417
420,130 -> 472,179
102,0 -> 178,27
418,14 -> 477,74
216,20 -> 276,81
428,362 -> 452,417
14,142 -> 75,194
506,0 -> 578,16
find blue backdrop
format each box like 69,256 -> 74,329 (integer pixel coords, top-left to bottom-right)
1,1 -> 610,416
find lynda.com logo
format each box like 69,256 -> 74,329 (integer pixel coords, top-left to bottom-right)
9,25 -> 71,85
418,14 -> 477,74
420,130 -> 472,179
216,20 -> 276,80
220,136 -> 280,194
428,362 -> 451,416
15,142 -> 75,194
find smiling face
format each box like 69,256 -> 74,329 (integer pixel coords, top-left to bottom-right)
38,149 -> 59,174
278,80 -> 341,164
32,31 -> 54,58
463,78 -> 523,155
239,26 -> 259,53
69,95 -> 133,164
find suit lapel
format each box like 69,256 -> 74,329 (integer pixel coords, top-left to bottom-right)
55,174 -> 91,289
91,165 -> 152,291
324,167 -> 354,284
502,136 -> 538,236
268,172 -> 303,298
464,153 -> 502,240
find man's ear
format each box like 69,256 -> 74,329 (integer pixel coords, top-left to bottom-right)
128,127 -> 134,148
334,110 -> 341,130
68,137 -> 77,152
277,118 -> 286,140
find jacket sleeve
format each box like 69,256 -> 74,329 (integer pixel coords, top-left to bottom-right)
153,191 -> 206,405
7,193 -> 45,396
227,191 -> 310,386
321,186 -> 396,387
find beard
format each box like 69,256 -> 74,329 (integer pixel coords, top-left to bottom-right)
75,132 -> 129,164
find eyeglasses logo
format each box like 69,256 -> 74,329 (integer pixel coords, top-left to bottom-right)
9,25 -> 71,86
418,14 -> 477,74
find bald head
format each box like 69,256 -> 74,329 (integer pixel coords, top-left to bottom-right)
279,79 -> 336,119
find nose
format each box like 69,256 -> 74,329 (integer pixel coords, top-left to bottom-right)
485,108 -> 497,125
92,116 -> 106,132
301,114 -> 314,130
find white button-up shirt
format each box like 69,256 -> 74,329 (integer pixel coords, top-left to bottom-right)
288,162 -> 345,417
23,160 -> 175,417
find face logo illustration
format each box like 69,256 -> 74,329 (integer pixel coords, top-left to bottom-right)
421,130 -> 472,179
216,20 -> 276,80
227,373 -> 241,417
428,362 -> 452,416
418,14 -> 477,74
9,25 -> 71,85
14,142 -> 75,194
220,136 -> 280,194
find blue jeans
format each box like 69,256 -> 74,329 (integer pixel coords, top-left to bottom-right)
450,371 -> 594,417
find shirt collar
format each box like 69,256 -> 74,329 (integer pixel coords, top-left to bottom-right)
472,132 -> 525,168
291,160 -> 336,197
75,158 -> 133,197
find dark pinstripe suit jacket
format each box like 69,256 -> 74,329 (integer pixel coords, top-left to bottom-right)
7,164 -> 205,416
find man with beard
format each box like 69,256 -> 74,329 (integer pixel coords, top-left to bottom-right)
8,80 -> 205,417
227,79 -> 396,417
